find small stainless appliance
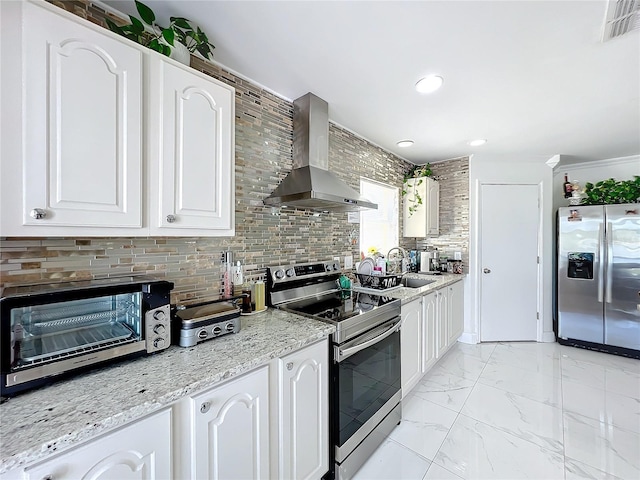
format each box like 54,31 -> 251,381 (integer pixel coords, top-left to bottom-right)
267,260 -> 402,480
173,299 -> 241,347
1,276 -> 173,396
557,204 -> 640,357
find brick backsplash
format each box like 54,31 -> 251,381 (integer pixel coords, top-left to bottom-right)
0,0 -> 469,303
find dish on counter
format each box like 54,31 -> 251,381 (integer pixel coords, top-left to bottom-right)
357,257 -> 375,275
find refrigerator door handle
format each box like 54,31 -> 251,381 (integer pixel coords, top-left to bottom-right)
598,223 -> 605,303
605,221 -> 613,304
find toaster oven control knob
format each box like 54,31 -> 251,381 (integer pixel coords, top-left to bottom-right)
154,337 -> 166,349
286,268 -> 295,277
275,269 -> 285,279
153,310 -> 166,321
153,324 -> 166,335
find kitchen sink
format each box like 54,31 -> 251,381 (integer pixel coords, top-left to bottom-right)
400,277 -> 436,288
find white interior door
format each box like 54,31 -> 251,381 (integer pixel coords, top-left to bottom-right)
480,184 -> 539,341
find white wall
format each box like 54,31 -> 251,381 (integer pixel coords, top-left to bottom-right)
552,155 -> 639,213
462,154 -> 555,344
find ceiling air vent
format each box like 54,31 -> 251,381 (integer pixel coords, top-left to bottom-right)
603,0 -> 640,41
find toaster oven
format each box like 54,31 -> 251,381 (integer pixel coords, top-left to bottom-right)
1,276 -> 173,397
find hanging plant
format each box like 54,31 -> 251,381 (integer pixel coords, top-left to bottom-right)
581,176 -> 640,205
401,164 -> 435,216
105,1 -> 215,60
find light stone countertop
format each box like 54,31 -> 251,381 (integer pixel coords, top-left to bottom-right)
0,308 -> 335,474
386,273 -> 465,305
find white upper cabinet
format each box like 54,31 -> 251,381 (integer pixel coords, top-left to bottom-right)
403,177 -> 439,237
1,0 -> 143,236
148,57 -> 235,236
1,0 -> 235,237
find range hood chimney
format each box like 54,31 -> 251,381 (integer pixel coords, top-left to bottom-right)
263,93 -> 377,212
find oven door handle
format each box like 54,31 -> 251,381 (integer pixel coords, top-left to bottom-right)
335,317 -> 401,362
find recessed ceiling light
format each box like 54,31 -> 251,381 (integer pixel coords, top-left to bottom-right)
468,139 -> 487,146
396,140 -> 414,148
415,75 -> 444,94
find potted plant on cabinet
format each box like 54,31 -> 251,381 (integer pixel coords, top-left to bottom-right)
105,0 -> 215,65
402,163 -> 435,216
581,176 -> 640,205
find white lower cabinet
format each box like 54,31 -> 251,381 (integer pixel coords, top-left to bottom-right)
436,288 -> 449,359
17,409 -> 171,480
401,298 -> 423,397
421,290 -> 438,373
2,341 -> 330,480
190,365 -> 271,480
400,280 -> 464,398
447,281 -> 464,347
277,340 -> 329,480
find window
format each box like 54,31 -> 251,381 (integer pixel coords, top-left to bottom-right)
359,178 -> 398,258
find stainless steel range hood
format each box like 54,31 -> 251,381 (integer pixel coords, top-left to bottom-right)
263,93 -> 377,212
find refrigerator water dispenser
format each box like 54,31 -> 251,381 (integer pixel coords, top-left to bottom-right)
567,252 -> 594,279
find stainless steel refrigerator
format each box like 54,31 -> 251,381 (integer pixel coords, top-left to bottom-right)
557,204 -> 640,355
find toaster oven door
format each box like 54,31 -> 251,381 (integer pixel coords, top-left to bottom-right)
3,291 -> 145,390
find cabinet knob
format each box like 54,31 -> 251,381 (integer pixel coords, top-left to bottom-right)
40,476 -> 54,480
483,268 -> 491,274
286,362 -> 294,371
166,214 -> 176,223
30,208 -> 47,219
200,401 -> 211,414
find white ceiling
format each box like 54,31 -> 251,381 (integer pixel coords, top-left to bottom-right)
103,0 -> 640,166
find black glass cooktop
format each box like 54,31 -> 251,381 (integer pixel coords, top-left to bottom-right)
284,291 -> 397,323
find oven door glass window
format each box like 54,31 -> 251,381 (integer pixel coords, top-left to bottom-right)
8,292 -> 142,370
335,321 -> 401,446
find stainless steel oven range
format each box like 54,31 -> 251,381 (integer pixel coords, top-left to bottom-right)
267,261 -> 402,480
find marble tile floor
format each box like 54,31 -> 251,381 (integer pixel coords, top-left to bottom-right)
352,341 -> 640,480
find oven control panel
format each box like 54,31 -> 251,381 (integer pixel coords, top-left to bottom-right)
268,260 -> 341,285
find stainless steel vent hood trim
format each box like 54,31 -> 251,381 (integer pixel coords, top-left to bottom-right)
264,93 -> 377,212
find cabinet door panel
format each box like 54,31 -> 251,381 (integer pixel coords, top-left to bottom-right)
153,59 -> 234,235
22,2 -> 142,228
401,298 -> 422,397
422,291 -> 438,373
436,289 -> 449,358
403,178 -> 439,237
280,340 -> 328,480
447,281 -> 464,345
23,409 -> 171,480
192,366 -> 269,480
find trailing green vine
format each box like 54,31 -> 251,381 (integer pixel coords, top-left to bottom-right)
402,164 -> 435,216
581,176 -> 640,205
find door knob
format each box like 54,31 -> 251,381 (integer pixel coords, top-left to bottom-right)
483,268 -> 491,274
